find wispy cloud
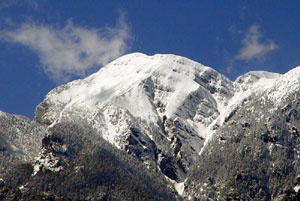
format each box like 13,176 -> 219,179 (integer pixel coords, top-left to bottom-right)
0,14 -> 131,83
235,25 -> 277,61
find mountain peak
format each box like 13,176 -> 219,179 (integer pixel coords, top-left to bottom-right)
35,52 -> 231,125
2,50 -> 300,200
34,53 -> 234,182
34,53 -> 300,184
235,70 -> 280,84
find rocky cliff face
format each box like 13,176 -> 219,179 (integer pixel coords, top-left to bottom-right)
1,53 -> 300,200
184,90 -> 300,200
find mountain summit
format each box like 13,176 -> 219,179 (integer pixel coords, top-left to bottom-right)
34,52 -> 235,181
1,53 -> 300,200
34,53 -> 300,182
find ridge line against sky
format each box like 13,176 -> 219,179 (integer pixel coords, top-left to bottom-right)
0,1 -> 300,118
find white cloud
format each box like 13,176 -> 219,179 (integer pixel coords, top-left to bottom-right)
0,15 -> 130,82
235,25 -> 277,61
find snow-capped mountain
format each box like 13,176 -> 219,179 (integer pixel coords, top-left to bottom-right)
34,53 -> 234,181
34,52 -> 300,183
2,52 -> 300,200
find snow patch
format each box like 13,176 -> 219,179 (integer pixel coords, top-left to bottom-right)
0,110 -> 6,116
175,182 -> 185,195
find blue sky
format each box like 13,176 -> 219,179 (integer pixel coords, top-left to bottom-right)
1,0 -> 300,118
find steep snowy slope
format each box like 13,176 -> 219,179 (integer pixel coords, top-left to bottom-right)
34,52 -> 300,183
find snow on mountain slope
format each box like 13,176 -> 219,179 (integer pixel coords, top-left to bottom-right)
0,111 -> 46,174
34,52 -> 235,181
220,71 -> 280,122
266,66 -> 300,103
34,52 -> 300,182
227,68 -> 300,122
36,53 -> 232,127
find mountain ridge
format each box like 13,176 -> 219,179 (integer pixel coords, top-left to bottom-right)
33,52 -> 300,182
1,52 -> 300,200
